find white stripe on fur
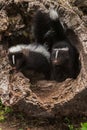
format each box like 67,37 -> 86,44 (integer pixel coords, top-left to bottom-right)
8,44 -> 27,53
55,50 -> 59,59
53,47 -> 69,59
8,43 -> 50,61
12,55 -> 15,65
53,47 -> 69,51
27,43 -> 50,60
49,9 -> 58,20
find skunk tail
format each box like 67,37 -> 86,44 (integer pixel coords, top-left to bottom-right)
33,10 -> 50,44
49,9 -> 66,41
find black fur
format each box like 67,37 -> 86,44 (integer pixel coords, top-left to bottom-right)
65,28 -> 80,47
8,49 -> 51,80
51,40 -> 80,82
33,10 -> 50,44
49,17 -> 66,42
33,9 -> 80,82
33,10 -> 66,51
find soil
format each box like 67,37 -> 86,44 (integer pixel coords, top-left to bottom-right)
0,112 -> 87,130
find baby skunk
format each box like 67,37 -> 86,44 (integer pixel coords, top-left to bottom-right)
8,44 -> 51,80
51,24 -> 81,82
33,9 -> 65,51
51,41 -> 79,82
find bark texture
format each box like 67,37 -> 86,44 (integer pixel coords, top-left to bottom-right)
0,0 -> 87,118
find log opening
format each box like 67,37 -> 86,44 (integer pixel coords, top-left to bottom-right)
0,0 -> 87,118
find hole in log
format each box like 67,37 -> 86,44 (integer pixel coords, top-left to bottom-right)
0,2 -> 81,84
79,6 -> 87,15
74,0 -> 87,15
1,20 -> 81,84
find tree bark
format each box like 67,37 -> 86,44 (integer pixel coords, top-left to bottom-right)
0,0 -> 87,118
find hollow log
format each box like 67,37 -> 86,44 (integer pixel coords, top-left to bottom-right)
0,0 -> 87,118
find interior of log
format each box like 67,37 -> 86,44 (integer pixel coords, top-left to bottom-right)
0,0 -> 87,118
74,0 -> 87,15
79,6 -> 87,15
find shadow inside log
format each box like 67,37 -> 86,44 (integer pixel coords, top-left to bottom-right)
53,87 -> 87,118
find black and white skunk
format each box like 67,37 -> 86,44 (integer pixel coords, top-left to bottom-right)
51,41 -> 80,82
8,44 -> 51,80
33,9 -> 66,51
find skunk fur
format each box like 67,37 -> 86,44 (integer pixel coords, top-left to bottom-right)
33,9 -> 80,82
51,41 -> 80,82
33,10 -> 50,44
8,44 -> 51,80
33,9 -> 66,51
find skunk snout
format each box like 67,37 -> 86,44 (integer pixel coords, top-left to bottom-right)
52,58 -> 61,65
52,59 -> 58,64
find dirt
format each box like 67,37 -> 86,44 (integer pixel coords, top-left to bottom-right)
0,114 -> 62,130
0,113 -> 87,130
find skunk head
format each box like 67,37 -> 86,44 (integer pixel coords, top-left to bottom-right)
51,45 -> 70,66
8,52 -> 25,70
8,45 -> 27,71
